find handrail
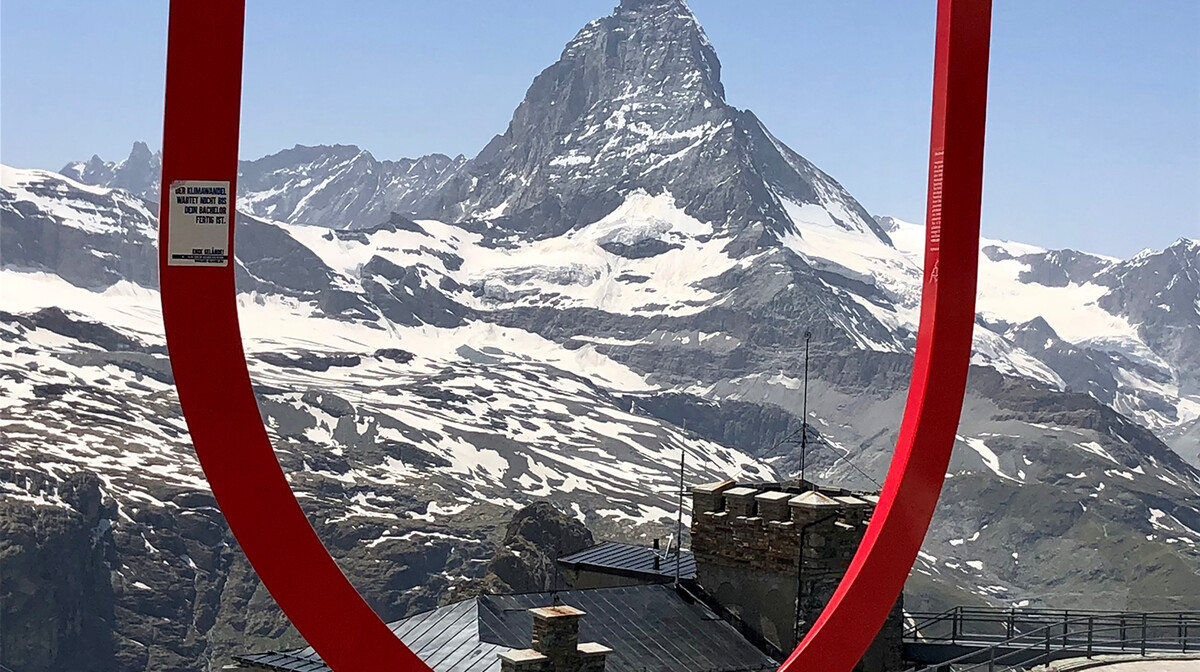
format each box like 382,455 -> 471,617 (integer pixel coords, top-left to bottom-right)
902,612 -> 1200,672
904,606 -> 1200,641
906,606 -> 964,637
909,607 -> 1200,618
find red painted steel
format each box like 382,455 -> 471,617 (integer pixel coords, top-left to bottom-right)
779,0 -> 993,669
159,0 -> 989,670
157,2 -> 433,670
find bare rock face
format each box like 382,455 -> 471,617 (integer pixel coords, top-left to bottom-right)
423,0 -> 888,253
236,145 -> 467,229
1097,239 -> 1200,408
0,469 -> 246,672
505,501 -> 595,552
61,142 -> 468,231
485,502 -> 595,594
0,472 -> 117,672
61,142 -> 162,203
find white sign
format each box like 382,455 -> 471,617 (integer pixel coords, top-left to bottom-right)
167,180 -> 231,267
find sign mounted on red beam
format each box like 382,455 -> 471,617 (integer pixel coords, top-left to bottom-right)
158,1 -> 434,670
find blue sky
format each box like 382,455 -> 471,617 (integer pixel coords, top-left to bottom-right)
2,1 -> 1197,258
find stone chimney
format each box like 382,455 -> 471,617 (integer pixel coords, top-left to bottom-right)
498,604 -> 611,672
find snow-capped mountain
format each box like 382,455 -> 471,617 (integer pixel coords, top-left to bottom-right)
6,0 -> 1200,669
423,0 -> 891,257
880,216 -> 1200,460
1,161 -> 781,671
62,141 -> 163,203
236,145 -> 466,229
67,143 -> 467,230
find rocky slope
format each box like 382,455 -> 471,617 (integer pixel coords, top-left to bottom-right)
62,142 -> 466,230
236,146 -> 466,229
62,141 -> 162,203
6,0 -> 1200,669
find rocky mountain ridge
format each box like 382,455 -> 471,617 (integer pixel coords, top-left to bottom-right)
61,141 -> 467,231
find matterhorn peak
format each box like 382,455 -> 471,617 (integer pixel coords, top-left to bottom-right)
554,0 -> 724,105
619,0 -> 686,9
423,0 -> 892,254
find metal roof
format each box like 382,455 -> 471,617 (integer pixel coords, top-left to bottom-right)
234,584 -> 777,672
557,541 -> 696,581
236,599 -> 505,672
479,585 -> 777,671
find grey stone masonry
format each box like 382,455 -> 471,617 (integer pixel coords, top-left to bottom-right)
531,605 -> 584,667
691,479 -> 736,515
499,604 -> 608,672
754,490 -> 793,522
500,649 -> 552,672
721,486 -> 761,518
575,643 -> 613,672
689,480 -> 903,672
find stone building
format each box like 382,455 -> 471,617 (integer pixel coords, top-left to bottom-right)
689,479 -> 904,672
233,584 -> 776,672
233,479 -> 904,671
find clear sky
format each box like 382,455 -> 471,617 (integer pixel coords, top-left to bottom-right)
2,1 -> 1197,258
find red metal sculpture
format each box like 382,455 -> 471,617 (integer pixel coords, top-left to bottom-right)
157,2 -> 432,670
780,0 -> 993,669
157,1 -> 991,670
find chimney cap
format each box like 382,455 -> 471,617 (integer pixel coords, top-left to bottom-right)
834,495 -> 870,507
755,490 -> 792,503
578,642 -> 614,656
499,649 -> 549,663
723,486 -> 760,498
789,491 -> 841,508
692,480 -> 736,494
530,605 -> 586,620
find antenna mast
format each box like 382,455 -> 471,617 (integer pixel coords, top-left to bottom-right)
551,541 -> 562,605
800,331 -> 811,487
675,426 -> 686,587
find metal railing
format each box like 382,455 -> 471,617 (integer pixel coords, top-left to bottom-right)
903,607 -> 1200,671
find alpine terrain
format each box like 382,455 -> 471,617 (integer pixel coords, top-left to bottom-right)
2,0 -> 1198,670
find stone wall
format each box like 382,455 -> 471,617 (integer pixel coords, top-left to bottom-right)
690,480 -> 903,672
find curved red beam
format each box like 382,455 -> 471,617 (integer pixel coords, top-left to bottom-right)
157,2 -> 433,670
780,0 -> 992,670
159,1 -> 989,671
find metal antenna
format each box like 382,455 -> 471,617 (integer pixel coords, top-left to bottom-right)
551,540 -> 562,605
675,432 -> 686,588
800,331 -> 812,488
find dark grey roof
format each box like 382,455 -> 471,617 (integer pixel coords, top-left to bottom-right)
479,585 -> 776,671
235,650 -> 329,672
235,584 -> 776,672
236,599 -> 504,672
558,541 -> 696,581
